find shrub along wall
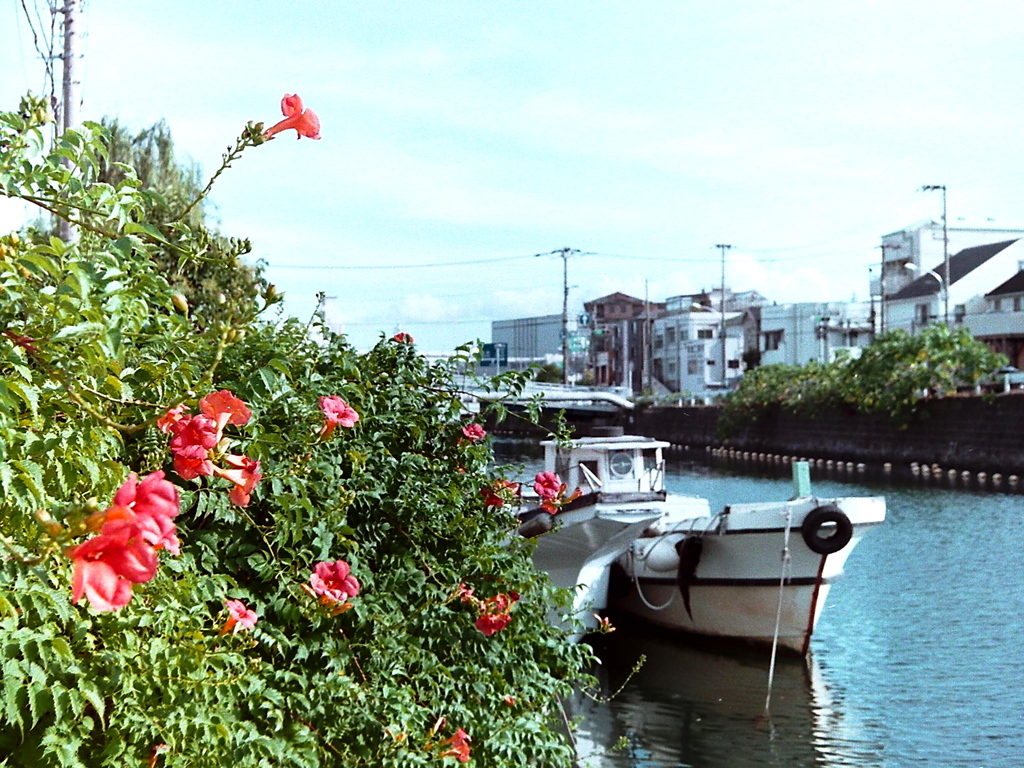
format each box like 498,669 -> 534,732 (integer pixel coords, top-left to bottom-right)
625,394 -> 1024,476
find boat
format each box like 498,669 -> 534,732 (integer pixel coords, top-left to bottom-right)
518,427 -> 885,654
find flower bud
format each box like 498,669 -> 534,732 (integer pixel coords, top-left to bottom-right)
171,293 -> 190,315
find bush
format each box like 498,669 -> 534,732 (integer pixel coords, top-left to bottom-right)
0,94 -> 589,766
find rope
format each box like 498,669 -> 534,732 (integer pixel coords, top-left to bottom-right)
628,546 -> 675,611
764,506 -> 794,713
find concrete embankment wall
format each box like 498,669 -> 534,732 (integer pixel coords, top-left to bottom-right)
624,394 -> 1024,479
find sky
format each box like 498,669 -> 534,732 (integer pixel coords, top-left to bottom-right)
4,1 -> 1024,353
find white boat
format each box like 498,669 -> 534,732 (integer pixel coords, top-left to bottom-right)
520,428 -> 885,654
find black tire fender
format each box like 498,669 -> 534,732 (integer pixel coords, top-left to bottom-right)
801,505 -> 853,555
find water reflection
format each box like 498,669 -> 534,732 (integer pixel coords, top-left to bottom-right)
574,630 -> 882,768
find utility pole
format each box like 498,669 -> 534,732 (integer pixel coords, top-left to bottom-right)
58,0 -> 80,243
921,185 -> 949,324
715,244 -> 733,387
556,247 -> 578,385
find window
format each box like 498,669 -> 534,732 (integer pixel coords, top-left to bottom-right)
654,334 -> 663,350
955,304 -> 966,323
728,359 -> 740,369
764,330 -> 784,351
993,298 -> 1003,312
697,328 -> 714,339
1015,297 -> 1022,312
665,327 -> 676,345
687,358 -> 699,375
916,303 -> 930,324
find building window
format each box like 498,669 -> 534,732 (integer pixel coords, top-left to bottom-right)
954,304 -> 966,323
697,328 -> 714,339
727,359 -> 740,369
665,327 -> 676,345
993,298 -> 1003,312
916,303 -> 930,324
687,358 -> 699,375
764,330 -> 784,351
654,334 -> 663,350
1015,297 -> 1022,312
848,330 -> 859,345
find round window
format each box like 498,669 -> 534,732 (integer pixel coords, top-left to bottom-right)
609,451 -> 633,477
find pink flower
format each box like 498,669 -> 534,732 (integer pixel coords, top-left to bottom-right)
309,560 -> 361,605
264,93 -> 321,141
220,599 -> 258,635
533,471 -> 562,501
199,390 -> 252,437
461,423 -> 486,442
214,454 -> 262,508
392,332 -> 413,343
439,729 -> 471,763
319,395 -> 359,439
156,404 -> 189,434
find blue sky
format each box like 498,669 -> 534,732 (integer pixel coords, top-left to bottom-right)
4,1 -> 1024,351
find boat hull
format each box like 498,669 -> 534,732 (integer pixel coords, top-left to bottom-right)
609,497 -> 885,654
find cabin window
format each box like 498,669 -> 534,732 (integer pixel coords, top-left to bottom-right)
697,328 -> 714,339
609,451 -> 633,478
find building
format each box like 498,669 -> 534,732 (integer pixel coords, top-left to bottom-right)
583,292 -> 663,391
759,301 -> 874,366
491,314 -> 563,370
885,239 -> 1022,334
879,220 -> 1024,331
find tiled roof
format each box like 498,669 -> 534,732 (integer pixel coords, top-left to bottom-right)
888,239 -> 1019,300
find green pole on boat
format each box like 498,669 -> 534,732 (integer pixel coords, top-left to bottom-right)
792,461 -> 811,498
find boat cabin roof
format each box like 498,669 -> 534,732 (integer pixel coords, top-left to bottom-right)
539,435 -> 671,452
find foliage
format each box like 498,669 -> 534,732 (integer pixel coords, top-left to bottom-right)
0,94 -> 590,766
532,363 -> 562,384
718,325 -> 1006,438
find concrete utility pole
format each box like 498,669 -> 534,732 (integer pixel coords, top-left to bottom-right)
715,244 -> 733,387
921,185 -> 949,324
557,247 -> 577,385
59,0 -> 80,243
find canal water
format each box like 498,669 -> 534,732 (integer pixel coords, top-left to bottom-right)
495,445 -> 1024,767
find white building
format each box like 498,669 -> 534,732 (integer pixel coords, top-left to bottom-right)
885,238 -> 1023,334
759,302 -> 874,366
652,308 -> 744,392
879,220 -> 1024,330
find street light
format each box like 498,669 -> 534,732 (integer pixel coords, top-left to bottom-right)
920,185 -> 949,324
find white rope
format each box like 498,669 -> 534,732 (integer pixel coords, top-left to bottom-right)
764,507 -> 794,713
628,546 -> 675,611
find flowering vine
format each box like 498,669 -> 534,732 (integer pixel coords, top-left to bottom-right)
458,583 -> 519,637
302,559 -> 362,616
319,395 -> 360,439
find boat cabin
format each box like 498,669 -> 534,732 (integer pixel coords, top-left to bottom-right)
540,434 -> 670,496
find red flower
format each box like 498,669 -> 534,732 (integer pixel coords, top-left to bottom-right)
532,471 -> 561,500
66,472 -> 180,612
392,332 -> 413,343
481,479 -> 520,508
309,560 -> 361,606
471,591 -> 520,637
168,414 -> 219,453
439,729 -> 471,763
264,93 -> 321,141
214,454 -> 262,507
474,612 -> 513,637
172,443 -> 215,481
319,395 -> 359,439
220,598 -> 258,635
461,423 -> 486,442
199,390 -> 252,437
156,404 -> 189,434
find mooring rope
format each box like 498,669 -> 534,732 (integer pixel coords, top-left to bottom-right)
628,546 -> 675,611
764,506 -> 794,713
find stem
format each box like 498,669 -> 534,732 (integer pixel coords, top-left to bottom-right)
177,130 -> 257,223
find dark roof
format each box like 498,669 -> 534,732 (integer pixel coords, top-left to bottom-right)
584,292 -> 645,307
987,270 -> 1024,297
888,239 -> 1019,301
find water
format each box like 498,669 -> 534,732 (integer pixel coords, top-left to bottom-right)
495,446 -> 1024,767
